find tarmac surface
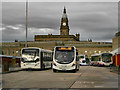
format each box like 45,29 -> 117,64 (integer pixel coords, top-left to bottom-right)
2,66 -> 119,89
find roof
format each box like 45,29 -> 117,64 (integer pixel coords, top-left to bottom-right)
111,47 -> 120,55
35,35 -> 75,38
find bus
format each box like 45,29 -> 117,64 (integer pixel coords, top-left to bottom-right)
90,53 -> 113,66
78,55 -> 89,66
52,46 -> 79,72
21,47 -> 53,69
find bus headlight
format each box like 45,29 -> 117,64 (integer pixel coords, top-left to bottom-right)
53,62 -> 57,66
21,63 -> 25,66
72,62 -> 76,66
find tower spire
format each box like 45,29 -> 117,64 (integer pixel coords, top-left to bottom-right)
62,6 -> 67,19
64,6 -> 66,13
60,6 -> 69,35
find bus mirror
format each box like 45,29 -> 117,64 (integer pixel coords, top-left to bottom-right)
76,52 -> 78,55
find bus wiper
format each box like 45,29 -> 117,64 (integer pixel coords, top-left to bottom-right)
59,61 -> 68,63
57,60 -> 64,63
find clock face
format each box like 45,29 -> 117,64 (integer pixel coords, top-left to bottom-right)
63,22 -> 66,26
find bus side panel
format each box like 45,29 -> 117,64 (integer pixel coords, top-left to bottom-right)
42,52 -> 52,69
117,54 -> 120,66
113,55 -> 115,65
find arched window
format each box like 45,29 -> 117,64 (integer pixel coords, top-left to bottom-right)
9,49 -> 11,55
94,51 -> 96,54
99,51 -> 101,54
2,51 -> 4,55
85,51 -> 87,53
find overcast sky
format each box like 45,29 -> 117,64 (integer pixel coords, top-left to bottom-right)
1,2 -> 118,42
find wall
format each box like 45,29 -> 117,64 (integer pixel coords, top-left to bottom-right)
1,41 -> 112,58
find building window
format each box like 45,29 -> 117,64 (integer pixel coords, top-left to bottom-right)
85,51 -> 87,53
99,51 -> 101,53
13,50 -> 14,54
9,49 -> 11,55
2,51 -> 4,55
94,51 -> 96,54
104,51 -> 106,53
16,51 -> 19,55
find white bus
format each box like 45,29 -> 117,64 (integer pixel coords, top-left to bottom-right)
90,53 -> 113,66
78,55 -> 89,66
52,46 -> 79,72
21,47 -> 53,69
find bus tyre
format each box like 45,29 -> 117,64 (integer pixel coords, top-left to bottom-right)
73,69 -> 77,73
73,66 -> 77,73
53,69 -> 57,72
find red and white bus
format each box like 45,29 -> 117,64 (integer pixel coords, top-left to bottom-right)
90,53 -> 113,66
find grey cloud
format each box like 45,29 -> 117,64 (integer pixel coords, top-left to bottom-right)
2,2 -> 118,42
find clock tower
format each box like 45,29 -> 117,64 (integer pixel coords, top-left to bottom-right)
60,7 -> 69,35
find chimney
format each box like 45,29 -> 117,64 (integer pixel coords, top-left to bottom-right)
76,33 -> 80,41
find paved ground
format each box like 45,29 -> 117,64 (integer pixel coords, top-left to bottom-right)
2,66 -> 118,89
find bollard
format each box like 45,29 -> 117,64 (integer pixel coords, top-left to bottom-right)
2,61 -> 9,72
9,56 -> 16,71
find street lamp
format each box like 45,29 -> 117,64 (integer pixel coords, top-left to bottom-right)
25,0 -> 28,47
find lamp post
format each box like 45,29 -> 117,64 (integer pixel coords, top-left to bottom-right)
25,0 -> 28,47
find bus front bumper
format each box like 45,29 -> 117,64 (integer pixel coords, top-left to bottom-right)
53,64 -> 76,71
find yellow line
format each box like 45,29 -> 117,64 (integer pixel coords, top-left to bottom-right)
116,55 -> 117,67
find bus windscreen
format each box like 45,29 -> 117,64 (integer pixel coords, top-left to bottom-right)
22,49 -> 39,56
102,53 -> 112,63
55,47 -> 74,64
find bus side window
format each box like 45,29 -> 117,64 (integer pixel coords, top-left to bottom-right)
99,56 -> 101,61
99,58 -> 100,61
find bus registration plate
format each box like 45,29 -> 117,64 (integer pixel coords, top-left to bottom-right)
61,65 -> 67,70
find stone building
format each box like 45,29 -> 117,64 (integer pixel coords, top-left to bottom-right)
1,41 -> 112,58
112,31 -> 120,51
112,31 -> 120,54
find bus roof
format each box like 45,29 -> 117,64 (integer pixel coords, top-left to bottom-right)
78,55 -> 87,56
91,53 -> 101,56
54,46 -> 76,49
91,53 -> 112,57
55,46 -> 76,47
22,47 -> 52,53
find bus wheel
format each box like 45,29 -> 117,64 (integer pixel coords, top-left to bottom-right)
53,69 -> 57,72
73,67 -> 77,73
73,69 -> 77,73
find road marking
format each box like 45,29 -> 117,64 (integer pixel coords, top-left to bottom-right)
94,86 -> 104,88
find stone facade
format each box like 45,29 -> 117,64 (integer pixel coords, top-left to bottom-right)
112,31 -> 120,50
60,7 -> 69,35
1,41 -> 112,58
35,35 -> 78,41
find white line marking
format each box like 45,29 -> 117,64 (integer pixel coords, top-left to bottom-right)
94,86 -> 104,88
